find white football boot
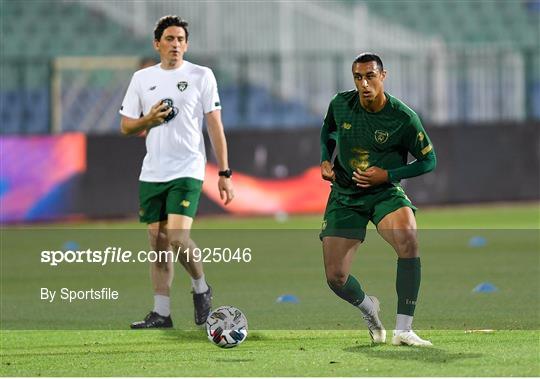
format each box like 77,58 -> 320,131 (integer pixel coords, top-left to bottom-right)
362,296 -> 386,343
392,330 -> 433,346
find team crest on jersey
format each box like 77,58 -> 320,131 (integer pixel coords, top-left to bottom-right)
418,132 -> 425,141
177,81 -> 188,92
374,130 -> 389,144
342,122 -> 352,130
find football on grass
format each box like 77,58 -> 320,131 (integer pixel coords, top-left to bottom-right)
206,306 -> 248,348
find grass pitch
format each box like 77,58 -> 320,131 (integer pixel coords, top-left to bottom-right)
1,203 -> 539,376
2,330 -> 538,376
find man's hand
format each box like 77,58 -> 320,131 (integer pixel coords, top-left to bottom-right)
218,177 -> 234,205
120,100 -> 173,136
321,160 -> 335,182
352,166 -> 388,188
145,100 -> 173,128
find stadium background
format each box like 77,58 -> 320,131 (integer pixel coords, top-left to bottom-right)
1,0 -> 539,223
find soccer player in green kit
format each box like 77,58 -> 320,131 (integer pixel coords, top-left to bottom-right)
320,53 -> 436,346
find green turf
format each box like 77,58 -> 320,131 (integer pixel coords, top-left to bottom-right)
1,330 -> 538,376
1,204 -> 539,376
33,203 -> 539,230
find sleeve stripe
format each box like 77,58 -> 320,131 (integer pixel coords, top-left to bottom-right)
421,144 -> 433,155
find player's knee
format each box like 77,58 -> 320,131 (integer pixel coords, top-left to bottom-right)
169,238 -> 189,254
395,231 -> 418,258
326,270 -> 348,288
148,229 -> 167,251
147,229 -> 159,249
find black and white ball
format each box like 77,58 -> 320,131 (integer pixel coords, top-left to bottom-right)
206,306 -> 248,348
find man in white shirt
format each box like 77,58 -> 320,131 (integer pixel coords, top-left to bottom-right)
120,15 -> 234,328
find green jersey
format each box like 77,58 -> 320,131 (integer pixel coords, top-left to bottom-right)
321,90 -> 436,195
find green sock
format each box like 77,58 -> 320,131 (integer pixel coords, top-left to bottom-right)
396,257 -> 421,316
328,275 -> 366,307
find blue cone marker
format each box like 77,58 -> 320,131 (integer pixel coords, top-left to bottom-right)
472,282 -> 498,293
276,294 -> 299,303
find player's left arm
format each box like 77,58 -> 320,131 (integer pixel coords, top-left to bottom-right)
353,114 -> 436,188
386,114 -> 437,182
206,110 -> 234,205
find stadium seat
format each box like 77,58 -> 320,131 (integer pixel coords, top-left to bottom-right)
1,0 -> 537,134
358,0 -> 537,47
1,91 -> 24,134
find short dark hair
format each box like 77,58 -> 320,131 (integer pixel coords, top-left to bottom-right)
353,53 -> 383,71
154,15 -> 189,42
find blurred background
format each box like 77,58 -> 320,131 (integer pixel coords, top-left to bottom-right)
1,0 -> 539,223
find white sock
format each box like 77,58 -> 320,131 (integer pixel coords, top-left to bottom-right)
395,314 -> 413,332
153,295 -> 170,317
358,295 -> 376,315
191,275 -> 209,294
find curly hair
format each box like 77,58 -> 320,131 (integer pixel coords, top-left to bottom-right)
154,15 -> 189,42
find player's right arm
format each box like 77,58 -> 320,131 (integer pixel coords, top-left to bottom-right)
120,101 -> 172,136
119,73 -> 171,136
320,97 -> 338,182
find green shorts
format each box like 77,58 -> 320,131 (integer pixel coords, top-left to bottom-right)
139,177 -> 203,223
319,185 -> 416,241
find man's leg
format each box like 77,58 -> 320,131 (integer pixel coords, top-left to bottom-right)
149,221 -> 174,314
130,221 -> 174,328
377,206 -> 432,346
168,214 -> 212,325
323,236 -> 386,343
167,214 -> 199,277
323,236 -> 362,303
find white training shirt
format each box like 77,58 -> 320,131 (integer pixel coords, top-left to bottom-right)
120,61 -> 221,182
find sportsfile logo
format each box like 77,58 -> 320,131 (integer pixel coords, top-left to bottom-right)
40,246 -> 253,266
